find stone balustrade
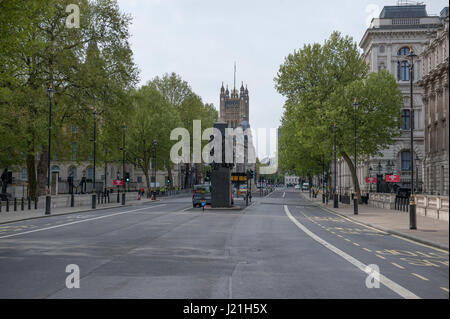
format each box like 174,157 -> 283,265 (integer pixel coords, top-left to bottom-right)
368,193 -> 449,222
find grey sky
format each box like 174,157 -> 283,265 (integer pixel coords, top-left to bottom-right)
117,0 -> 447,157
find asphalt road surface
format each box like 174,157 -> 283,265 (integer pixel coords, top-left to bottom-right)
0,188 -> 448,298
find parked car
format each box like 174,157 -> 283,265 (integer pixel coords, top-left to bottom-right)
294,184 -> 301,190
192,184 -> 211,208
302,182 -> 309,191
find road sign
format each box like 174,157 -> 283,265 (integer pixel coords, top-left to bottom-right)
385,174 -> 400,183
365,177 -> 377,184
113,179 -> 124,186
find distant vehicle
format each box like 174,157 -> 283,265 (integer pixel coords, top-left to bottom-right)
294,184 -> 301,190
302,182 -> 309,191
192,184 -> 211,208
238,184 -> 248,197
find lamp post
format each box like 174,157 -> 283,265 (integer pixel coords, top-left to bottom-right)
91,109 -> 97,209
415,155 -> 420,193
353,98 -> 359,215
377,162 -> 382,193
386,160 -> 394,193
153,139 -> 158,200
45,83 -> 55,215
407,46 -> 417,230
333,123 -> 338,208
121,124 -> 126,205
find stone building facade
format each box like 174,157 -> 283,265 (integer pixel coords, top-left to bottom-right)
337,4 -> 443,196
219,82 -> 249,128
418,7 -> 449,196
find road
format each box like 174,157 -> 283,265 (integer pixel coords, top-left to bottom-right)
0,188 -> 448,298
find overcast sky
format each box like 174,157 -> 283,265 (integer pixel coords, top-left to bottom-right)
116,0 -> 447,157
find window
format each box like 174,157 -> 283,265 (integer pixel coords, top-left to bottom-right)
21,168 -> 27,181
71,142 -> 77,160
379,45 -> 385,53
137,176 -> 142,183
69,166 -> 77,180
401,110 -> 412,130
398,47 -> 411,56
401,151 -> 411,171
87,167 -> 94,180
398,61 -> 410,81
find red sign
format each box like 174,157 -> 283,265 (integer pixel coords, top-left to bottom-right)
385,174 -> 400,183
113,179 -> 124,186
365,177 -> 377,184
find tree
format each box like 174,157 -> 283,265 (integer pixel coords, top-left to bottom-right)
126,85 -> 181,194
149,73 -> 218,187
275,31 -> 403,201
0,0 -> 138,198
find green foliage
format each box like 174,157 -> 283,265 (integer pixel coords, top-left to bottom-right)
275,31 -> 403,195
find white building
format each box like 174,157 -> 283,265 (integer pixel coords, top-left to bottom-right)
338,3 -> 443,196
285,175 -> 300,185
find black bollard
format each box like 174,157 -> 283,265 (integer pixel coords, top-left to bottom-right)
21,197 -> 24,211
34,197 -> 38,210
28,197 -> 31,210
117,191 -> 120,203
14,198 -> 17,211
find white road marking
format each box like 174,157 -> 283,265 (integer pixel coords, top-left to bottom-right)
284,205 -> 420,299
0,204 -> 166,239
282,192 -> 286,198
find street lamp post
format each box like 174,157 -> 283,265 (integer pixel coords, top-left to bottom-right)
92,110 -> 97,209
407,46 -> 417,230
153,139 -> 158,200
353,98 -> 358,215
333,123 -> 338,208
122,124 -> 126,205
45,83 -> 55,215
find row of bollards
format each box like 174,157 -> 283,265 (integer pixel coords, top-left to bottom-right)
0,197 -> 39,213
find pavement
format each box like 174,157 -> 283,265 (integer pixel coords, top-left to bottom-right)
0,188 -> 447,299
301,191 -> 449,250
0,194 -> 182,225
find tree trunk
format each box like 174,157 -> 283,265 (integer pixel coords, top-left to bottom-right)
341,151 -> 361,202
36,147 -> 48,196
143,170 -> 151,195
167,161 -> 173,190
26,154 -> 37,199
328,169 -> 333,200
195,163 -> 202,184
184,163 -> 190,188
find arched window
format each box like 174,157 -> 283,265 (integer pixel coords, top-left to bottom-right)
397,47 -> 413,81
398,47 -> 410,56
401,151 -> 411,171
69,166 -> 77,180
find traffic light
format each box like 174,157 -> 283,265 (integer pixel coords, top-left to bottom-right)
167,177 -> 171,185
125,172 -> 130,182
205,171 -> 211,182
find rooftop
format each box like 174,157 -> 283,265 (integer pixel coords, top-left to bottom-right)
380,5 -> 428,19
